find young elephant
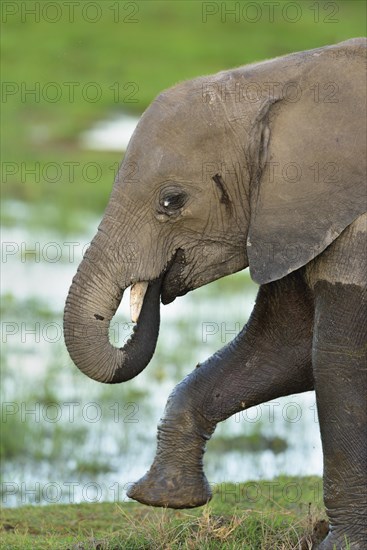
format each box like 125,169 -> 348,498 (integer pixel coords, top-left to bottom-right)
64,39 -> 366,549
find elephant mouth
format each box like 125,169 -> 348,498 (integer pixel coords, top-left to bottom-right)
130,249 -> 188,323
161,248 -> 189,305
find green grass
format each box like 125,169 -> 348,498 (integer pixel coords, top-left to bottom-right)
1,1 -> 366,232
0,476 -> 327,549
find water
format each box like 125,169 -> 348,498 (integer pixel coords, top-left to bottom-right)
1,204 -> 323,507
80,113 -> 140,151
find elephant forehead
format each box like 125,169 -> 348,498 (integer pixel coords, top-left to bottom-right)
126,130 -> 221,182
132,90 -> 223,146
124,146 -> 208,181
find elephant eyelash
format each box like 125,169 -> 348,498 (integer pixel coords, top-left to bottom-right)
212,174 -> 232,211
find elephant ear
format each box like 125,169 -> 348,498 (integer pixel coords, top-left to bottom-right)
246,57 -> 366,285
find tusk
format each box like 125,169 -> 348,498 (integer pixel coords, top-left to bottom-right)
130,282 -> 149,323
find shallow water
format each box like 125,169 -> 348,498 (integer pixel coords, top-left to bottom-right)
80,113 -> 140,151
1,207 -> 323,507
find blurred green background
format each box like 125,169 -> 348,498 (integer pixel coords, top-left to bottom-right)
2,0 -> 366,231
1,0 -> 366,506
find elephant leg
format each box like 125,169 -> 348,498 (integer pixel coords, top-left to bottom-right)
311,283 -> 366,550
128,271 -> 314,508
305,215 -> 367,550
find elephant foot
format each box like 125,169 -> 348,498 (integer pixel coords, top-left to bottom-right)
127,461 -> 212,509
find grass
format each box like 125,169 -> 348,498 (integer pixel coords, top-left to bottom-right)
0,476 -> 326,549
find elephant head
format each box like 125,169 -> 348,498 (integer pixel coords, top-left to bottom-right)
64,38 -> 366,384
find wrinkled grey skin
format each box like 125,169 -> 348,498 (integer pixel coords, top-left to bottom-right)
64,39 -> 366,549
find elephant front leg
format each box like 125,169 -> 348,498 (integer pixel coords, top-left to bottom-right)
312,282 -> 366,550
127,379 -> 216,508
128,273 -> 314,508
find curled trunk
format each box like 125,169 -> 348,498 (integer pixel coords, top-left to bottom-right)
64,228 -> 161,384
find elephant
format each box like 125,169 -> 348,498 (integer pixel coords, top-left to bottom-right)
64,38 -> 366,549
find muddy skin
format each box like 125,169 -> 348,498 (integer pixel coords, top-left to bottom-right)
306,216 -> 367,550
312,284 -> 366,550
128,272 -> 315,507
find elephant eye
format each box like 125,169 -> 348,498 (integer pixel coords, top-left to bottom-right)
159,190 -> 188,215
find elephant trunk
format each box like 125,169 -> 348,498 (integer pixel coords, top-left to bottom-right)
63,226 -> 161,384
